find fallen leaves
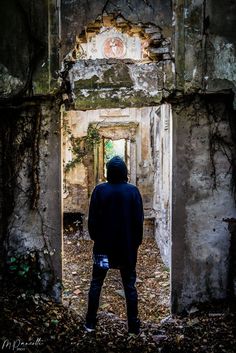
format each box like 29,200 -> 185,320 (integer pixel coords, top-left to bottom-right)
0,233 -> 235,352
63,234 -> 170,323
73,289 -> 82,295
0,290 -> 235,352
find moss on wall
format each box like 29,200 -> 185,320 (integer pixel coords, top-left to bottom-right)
74,64 -> 133,90
73,89 -> 162,110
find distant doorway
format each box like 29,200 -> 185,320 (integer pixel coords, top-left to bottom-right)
103,138 -> 130,178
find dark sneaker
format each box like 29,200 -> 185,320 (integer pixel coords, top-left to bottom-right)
128,328 -> 140,337
128,320 -> 140,336
84,322 -> 96,332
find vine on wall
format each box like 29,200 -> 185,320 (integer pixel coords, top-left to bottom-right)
0,104 -> 57,293
204,96 -> 236,199
1,107 -> 41,226
63,117 -> 101,173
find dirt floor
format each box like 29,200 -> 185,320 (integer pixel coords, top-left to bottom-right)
63,232 -> 170,324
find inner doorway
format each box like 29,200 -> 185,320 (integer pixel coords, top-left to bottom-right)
62,105 -> 172,322
103,138 -> 130,179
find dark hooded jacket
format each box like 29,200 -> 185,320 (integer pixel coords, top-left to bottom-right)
88,156 -> 144,269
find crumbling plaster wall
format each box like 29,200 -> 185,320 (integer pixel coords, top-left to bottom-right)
61,10 -> 175,109
0,0 -> 60,96
174,0 -> 236,100
61,0 -> 172,59
171,95 -> 236,311
171,0 -> 236,311
68,59 -> 172,110
205,0 -> 236,105
0,0 -> 62,293
2,105 -> 62,296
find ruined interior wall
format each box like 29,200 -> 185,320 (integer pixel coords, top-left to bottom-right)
0,1 -> 62,293
205,0 -> 236,106
0,104 -> 62,296
155,105 -> 172,267
61,0 -> 172,59
68,59 -> 172,110
171,0 -> 236,312
0,0 -> 60,96
174,0 -> 236,99
61,2 -> 174,110
171,95 -> 236,312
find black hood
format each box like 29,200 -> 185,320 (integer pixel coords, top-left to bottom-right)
106,156 -> 128,183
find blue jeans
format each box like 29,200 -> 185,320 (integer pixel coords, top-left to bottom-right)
86,264 -> 139,330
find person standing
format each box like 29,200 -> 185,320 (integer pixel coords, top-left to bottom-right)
85,156 -> 144,335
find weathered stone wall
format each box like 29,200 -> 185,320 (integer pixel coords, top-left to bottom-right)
61,0 -> 172,59
0,0 -> 60,97
174,0 -> 236,102
205,0 -> 236,106
0,0 -> 62,294
155,105 -> 172,267
0,103 -> 62,297
172,95 -> 236,312
68,59 -> 173,110
172,0 -> 236,312
61,10 -> 175,110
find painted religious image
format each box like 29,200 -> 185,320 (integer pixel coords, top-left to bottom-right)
103,37 -> 126,58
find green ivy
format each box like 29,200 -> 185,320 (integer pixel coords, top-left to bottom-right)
7,252 -> 40,283
64,123 -> 101,172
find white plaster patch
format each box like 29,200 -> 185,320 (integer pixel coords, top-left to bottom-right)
0,64 -> 23,96
192,67 -> 197,78
213,36 -> 236,83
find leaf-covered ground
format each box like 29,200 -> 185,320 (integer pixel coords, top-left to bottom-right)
63,233 -> 170,324
0,232 -> 235,352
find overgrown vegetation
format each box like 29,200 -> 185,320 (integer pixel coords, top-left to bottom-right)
63,117 -> 101,172
7,252 -> 42,290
